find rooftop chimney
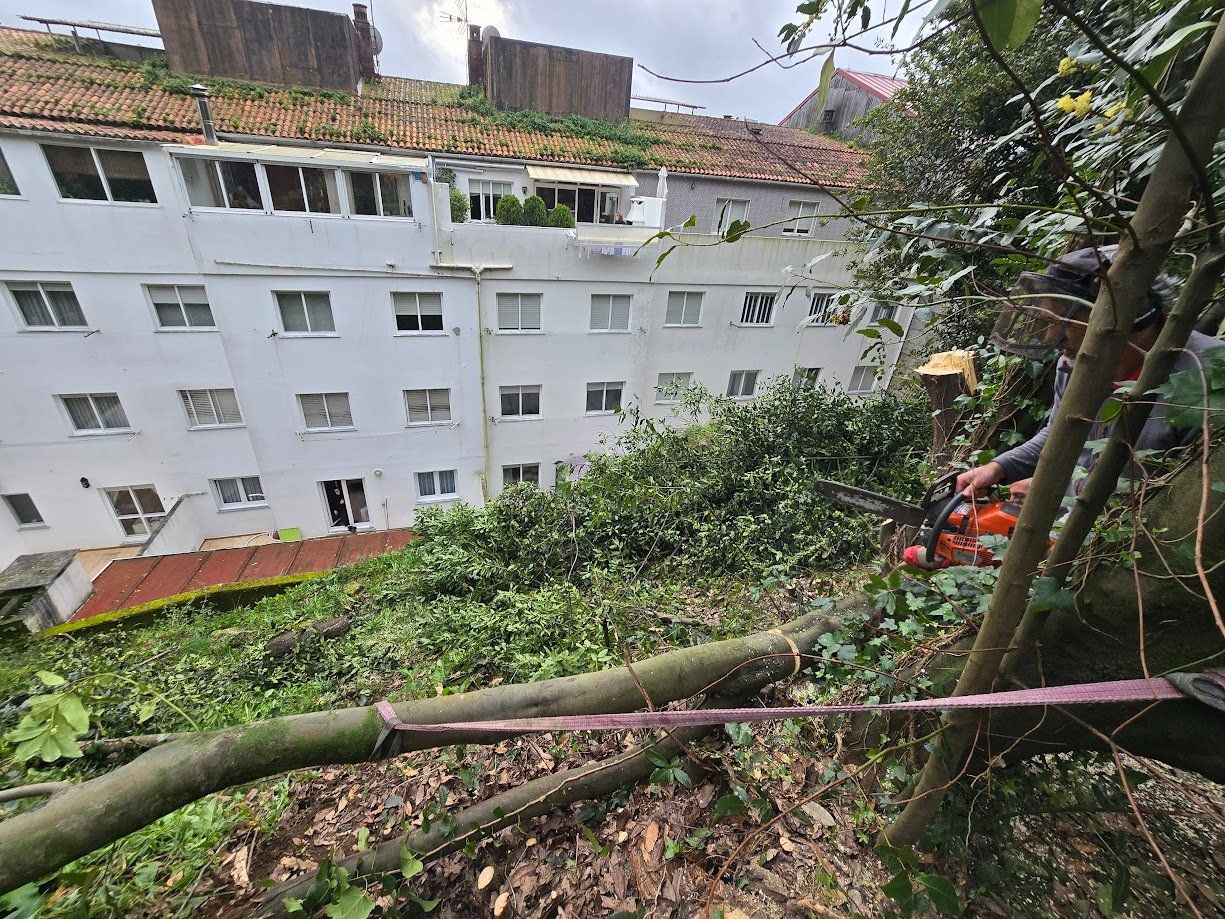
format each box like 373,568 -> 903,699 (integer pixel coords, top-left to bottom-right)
189,84 -> 218,145
467,23 -> 485,89
352,4 -> 376,80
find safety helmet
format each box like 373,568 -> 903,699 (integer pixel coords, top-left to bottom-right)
991,245 -> 1166,358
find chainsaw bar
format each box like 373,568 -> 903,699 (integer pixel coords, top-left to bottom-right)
813,479 -> 929,527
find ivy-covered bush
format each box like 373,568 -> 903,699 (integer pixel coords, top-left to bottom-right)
448,186 -> 469,223
522,195 -> 547,226
494,193 -> 523,225
547,204 -> 576,228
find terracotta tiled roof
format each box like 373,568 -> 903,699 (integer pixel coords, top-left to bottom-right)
0,26 -> 867,188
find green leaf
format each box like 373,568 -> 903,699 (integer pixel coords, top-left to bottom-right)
1100,398 -> 1123,423
714,794 -> 748,816
58,693 -> 91,733
881,871 -> 914,906
682,214 -> 697,228
892,0 -> 914,38
814,50 -> 837,129
399,846 -> 424,880
323,886 -> 374,919
1140,22 -> 1214,85
918,872 -> 961,915
34,671 -> 66,687
406,893 -> 442,912
1030,576 -> 1075,614
975,0 -> 1017,51
1005,0 -> 1042,47
645,748 -> 672,768
877,317 -> 906,337
673,767 -> 693,789
281,897 -> 306,917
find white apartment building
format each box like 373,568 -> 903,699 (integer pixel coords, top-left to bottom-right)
0,18 -> 909,569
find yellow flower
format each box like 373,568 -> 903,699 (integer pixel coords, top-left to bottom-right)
1103,101 -> 1128,120
1058,56 -> 1078,78
1055,94 -> 1077,114
1072,90 -> 1092,117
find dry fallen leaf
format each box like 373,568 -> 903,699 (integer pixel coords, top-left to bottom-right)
477,866 -> 495,890
493,891 -> 510,916
641,821 -> 660,855
801,802 -> 837,828
230,846 -> 251,888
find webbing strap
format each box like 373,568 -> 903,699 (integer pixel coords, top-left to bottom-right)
368,669 -> 1222,748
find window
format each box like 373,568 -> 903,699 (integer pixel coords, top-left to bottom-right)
393,292 -> 444,332
590,294 -> 631,331
149,285 -> 214,329
104,485 -> 165,538
784,200 -> 821,236
213,476 -> 265,507
497,293 -> 542,331
405,388 -> 452,424
586,381 -> 623,414
809,292 -> 839,324
869,302 -> 899,324
7,282 -> 86,329
265,163 -> 341,213
715,198 -> 748,234
298,392 -> 353,430
503,464 -> 540,486
321,478 -> 369,527
43,145 -> 156,203
726,370 -> 759,399
177,158 -> 262,209
793,367 -> 821,389
655,372 -> 693,403
0,150 -> 18,195
740,292 -> 777,325
4,493 -> 43,527
61,394 -> 130,433
536,183 -> 622,224
180,389 -> 242,428
469,180 -> 512,222
346,171 -> 413,217
665,291 -> 703,327
848,365 -> 879,393
500,384 -> 541,418
417,469 -> 458,501
276,291 -> 335,334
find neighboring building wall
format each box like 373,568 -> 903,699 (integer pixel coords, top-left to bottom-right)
781,75 -> 883,142
0,131 -> 903,568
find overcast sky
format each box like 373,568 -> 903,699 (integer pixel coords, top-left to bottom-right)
0,0 -> 912,123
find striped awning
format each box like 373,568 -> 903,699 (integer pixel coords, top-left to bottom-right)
526,164 -> 639,188
168,141 -> 429,170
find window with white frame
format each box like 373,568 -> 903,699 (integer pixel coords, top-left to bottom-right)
655,372 -> 693,403
869,302 -> 899,324
715,198 -> 748,234
179,389 -> 243,428
60,393 -> 130,433
589,294 -> 631,331
417,469 -> 458,501
276,291 -> 335,334
740,292 -> 776,325
149,285 -> 214,329
793,367 -> 821,389
469,180 -> 512,222
808,292 -> 839,324
0,150 -> 19,196
536,184 -> 622,224
321,477 -> 369,528
212,476 -> 265,507
393,292 -> 443,332
496,293 -> 542,331
3,493 -> 43,527
503,464 -> 540,486
726,370 -> 759,399
346,171 -> 413,217
848,365 -> 879,393
784,200 -> 821,235
585,381 -> 623,414
7,282 -> 86,329
665,291 -> 703,327
404,388 -> 452,424
500,384 -> 541,418
298,392 -> 353,430
42,144 -> 156,203
104,485 -> 165,538
265,163 -> 341,214
177,158 -> 262,209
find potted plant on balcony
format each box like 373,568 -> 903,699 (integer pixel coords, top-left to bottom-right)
547,205 -> 576,228
495,193 -> 523,225
522,195 -> 547,226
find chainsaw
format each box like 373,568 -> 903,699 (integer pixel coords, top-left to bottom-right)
814,471 -> 1036,569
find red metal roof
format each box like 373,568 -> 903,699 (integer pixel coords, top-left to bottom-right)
779,67 -> 909,125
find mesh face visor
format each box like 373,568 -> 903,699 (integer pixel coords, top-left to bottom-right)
990,271 -> 1097,358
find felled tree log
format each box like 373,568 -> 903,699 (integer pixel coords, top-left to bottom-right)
915,349 -> 977,469
265,616 -> 353,658
0,606 -> 850,895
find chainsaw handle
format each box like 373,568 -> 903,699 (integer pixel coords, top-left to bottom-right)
924,490 -> 967,564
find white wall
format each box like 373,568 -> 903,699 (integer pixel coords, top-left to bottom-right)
0,131 -> 904,568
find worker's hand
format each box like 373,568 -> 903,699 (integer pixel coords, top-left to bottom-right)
1008,478 -> 1032,502
955,461 -> 1005,499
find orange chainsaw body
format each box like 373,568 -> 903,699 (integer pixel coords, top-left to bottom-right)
902,500 -> 1052,569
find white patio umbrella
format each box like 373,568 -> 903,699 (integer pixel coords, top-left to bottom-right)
657,165 -> 668,200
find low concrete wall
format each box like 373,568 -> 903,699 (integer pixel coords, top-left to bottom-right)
20,556 -> 91,631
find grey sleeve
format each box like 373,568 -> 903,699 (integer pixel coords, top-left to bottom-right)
993,361 -> 1068,483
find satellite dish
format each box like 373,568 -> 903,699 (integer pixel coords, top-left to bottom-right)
481,25 -> 500,41
371,24 -> 384,55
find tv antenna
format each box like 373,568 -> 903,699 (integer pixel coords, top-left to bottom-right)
439,0 -> 469,32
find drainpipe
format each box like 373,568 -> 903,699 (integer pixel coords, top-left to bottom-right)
189,84 -> 217,146
431,261 -> 513,501
425,154 -> 443,264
